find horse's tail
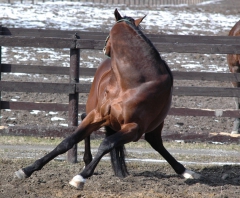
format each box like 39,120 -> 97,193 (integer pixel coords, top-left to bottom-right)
105,126 -> 129,178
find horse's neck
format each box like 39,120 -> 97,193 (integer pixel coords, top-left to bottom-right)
110,28 -> 172,89
111,51 -> 168,90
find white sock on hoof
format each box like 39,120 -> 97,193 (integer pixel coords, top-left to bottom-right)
182,169 -> 201,179
69,175 -> 86,190
15,169 -> 27,179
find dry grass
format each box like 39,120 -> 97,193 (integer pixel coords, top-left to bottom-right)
1,135 -> 240,150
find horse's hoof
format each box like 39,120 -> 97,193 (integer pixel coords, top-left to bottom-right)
182,169 -> 201,179
15,169 -> 28,179
69,175 -> 86,190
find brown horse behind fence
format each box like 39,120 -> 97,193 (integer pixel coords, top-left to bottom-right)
15,9 -> 200,190
227,20 -> 240,134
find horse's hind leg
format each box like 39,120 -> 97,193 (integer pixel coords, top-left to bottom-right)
105,126 -> 129,178
145,122 -> 201,179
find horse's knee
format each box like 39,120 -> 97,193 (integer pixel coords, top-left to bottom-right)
98,138 -> 114,154
56,136 -> 78,153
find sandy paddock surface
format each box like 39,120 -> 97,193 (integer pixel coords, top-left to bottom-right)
0,158 -> 240,198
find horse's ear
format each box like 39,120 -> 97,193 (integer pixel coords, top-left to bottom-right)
134,15 -> 146,26
114,9 -> 123,21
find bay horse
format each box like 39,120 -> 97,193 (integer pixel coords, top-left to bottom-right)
227,20 -> 240,134
15,9 -> 200,190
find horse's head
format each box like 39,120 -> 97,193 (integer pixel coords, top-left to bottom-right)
103,9 -> 146,58
114,9 -> 145,27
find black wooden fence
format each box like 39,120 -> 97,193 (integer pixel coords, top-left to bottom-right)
1,26 -> 240,161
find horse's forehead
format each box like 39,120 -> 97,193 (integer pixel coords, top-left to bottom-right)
111,23 -> 127,36
111,18 -> 135,34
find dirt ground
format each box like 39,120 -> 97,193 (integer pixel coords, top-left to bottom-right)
0,158 -> 239,198
0,0 -> 240,197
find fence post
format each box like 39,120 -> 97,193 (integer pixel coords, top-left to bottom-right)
67,33 -> 80,163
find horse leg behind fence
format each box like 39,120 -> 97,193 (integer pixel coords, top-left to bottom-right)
227,20 -> 240,134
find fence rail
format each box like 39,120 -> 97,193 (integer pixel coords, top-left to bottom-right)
1,34 -> 240,54
1,27 -> 240,116
1,26 -> 240,154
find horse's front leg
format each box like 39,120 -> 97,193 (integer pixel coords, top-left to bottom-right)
15,110 -> 104,179
83,135 -> 92,166
80,113 -> 93,166
69,123 -> 138,190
